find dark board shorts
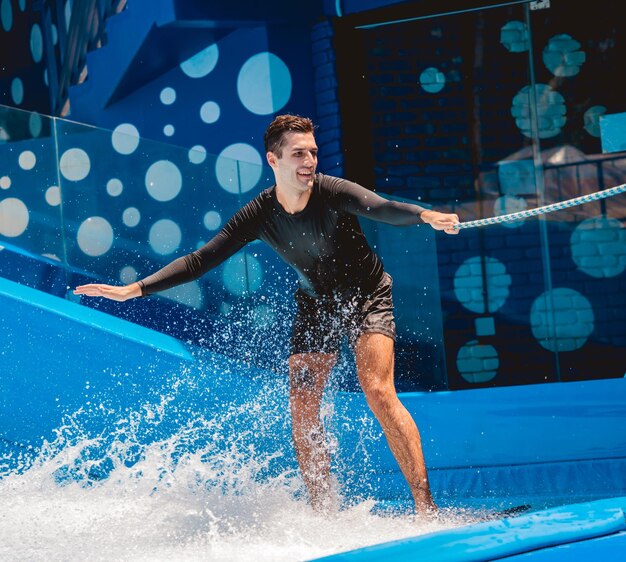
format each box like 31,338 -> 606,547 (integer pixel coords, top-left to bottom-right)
291,272 -> 396,355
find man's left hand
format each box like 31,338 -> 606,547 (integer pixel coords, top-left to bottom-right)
421,210 -> 460,235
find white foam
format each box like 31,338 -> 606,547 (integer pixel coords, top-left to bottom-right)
0,379 -> 469,561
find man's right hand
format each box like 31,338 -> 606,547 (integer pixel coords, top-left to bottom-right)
73,282 -> 142,302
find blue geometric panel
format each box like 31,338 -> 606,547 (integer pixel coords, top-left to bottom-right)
500,21 -> 528,53
543,34 -> 586,77
30,23 -> 43,63
1,0 -> 12,32
511,84 -> 566,139
0,198 -> 29,237
571,217 -> 626,278
497,159 -> 535,195
474,316 -> 496,337
454,256 -> 512,314
180,44 -> 219,79
215,144 -> 263,194
457,340 -> 499,383
530,288 -> 594,352
419,67 -> 445,94
583,105 -> 606,137
237,52 -> 292,115
11,78 -> 23,105
600,111 -> 626,154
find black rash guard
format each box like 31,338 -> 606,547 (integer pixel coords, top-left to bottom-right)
137,173 -> 427,299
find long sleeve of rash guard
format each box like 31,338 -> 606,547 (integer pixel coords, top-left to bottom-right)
137,200 -> 260,296
136,232 -> 245,296
323,174 -> 428,225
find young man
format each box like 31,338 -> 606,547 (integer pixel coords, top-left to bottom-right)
75,114 -> 460,513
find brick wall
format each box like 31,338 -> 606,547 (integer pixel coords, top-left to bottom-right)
310,20 -> 344,177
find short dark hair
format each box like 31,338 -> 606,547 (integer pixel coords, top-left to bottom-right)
264,114 -> 315,157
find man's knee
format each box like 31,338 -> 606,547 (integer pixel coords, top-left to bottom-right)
289,353 -> 336,392
363,382 -> 397,415
290,361 -> 315,390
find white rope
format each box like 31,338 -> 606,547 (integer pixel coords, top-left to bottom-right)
454,184 -> 626,230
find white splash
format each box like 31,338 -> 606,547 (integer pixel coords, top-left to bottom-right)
0,375 -> 470,562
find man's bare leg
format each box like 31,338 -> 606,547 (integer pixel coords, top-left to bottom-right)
355,333 -> 436,513
289,352 -> 337,510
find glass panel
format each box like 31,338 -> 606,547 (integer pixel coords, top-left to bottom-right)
0,104 -> 67,289
1,105 -> 290,367
343,1 -> 626,389
528,2 -> 626,381
52,117 -> 282,359
339,2 -> 543,389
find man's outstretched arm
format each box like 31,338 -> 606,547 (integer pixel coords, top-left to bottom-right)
329,176 -> 460,234
74,199 -> 262,301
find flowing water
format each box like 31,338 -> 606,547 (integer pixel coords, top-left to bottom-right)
0,367 -> 475,562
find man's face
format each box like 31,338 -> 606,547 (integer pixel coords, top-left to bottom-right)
267,132 -> 318,191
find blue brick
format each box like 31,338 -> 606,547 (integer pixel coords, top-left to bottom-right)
317,101 -> 339,117
373,99 -> 397,111
321,140 -> 341,154
443,177 -> 473,190
384,112 -> 417,124
407,176 -> 441,189
311,22 -> 333,42
325,165 -> 344,176
439,96 -> 465,107
388,165 -> 422,175
439,122 -> 468,134
376,177 -> 405,189
405,124 -> 436,135
312,50 -> 330,67
376,152 -> 402,163
429,188 -> 463,200
316,62 -> 336,79
314,77 -> 337,93
397,73 -> 419,84
371,75 -> 395,85
380,60 -> 412,71
506,235 -> 542,248
401,98 -> 437,109
316,88 -> 336,105
443,149 -> 472,160
373,126 -> 402,136
316,128 -> 340,144
475,317 -> 496,336
457,358 -> 483,372
379,86 -> 413,96
482,238 -> 505,250
386,138 -> 419,148
318,114 -> 340,130
482,358 -> 500,371
405,151 -> 439,162
424,137 -> 458,148
425,163 -> 465,175
321,154 -> 343,170
312,38 -> 333,54
497,248 -> 526,261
